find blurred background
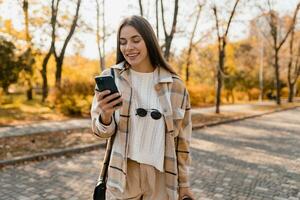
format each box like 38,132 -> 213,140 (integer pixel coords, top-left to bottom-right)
0,0 -> 299,123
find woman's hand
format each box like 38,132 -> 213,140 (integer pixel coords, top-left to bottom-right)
96,90 -> 123,124
179,187 -> 195,200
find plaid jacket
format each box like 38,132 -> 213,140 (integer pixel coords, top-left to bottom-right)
91,61 -> 192,200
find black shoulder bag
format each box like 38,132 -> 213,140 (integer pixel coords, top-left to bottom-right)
93,68 -> 117,200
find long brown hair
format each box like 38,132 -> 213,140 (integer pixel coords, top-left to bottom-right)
116,15 -> 177,74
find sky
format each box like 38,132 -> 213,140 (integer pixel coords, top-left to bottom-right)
0,0 -> 299,60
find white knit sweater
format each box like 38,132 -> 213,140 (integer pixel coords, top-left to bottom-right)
128,68 -> 165,172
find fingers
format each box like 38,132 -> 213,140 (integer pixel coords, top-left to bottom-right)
102,93 -> 121,105
102,95 -> 123,111
95,90 -> 111,101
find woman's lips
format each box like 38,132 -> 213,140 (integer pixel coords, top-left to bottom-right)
126,53 -> 139,60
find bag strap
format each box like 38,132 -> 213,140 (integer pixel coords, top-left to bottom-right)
111,67 -> 115,80
98,68 -> 117,184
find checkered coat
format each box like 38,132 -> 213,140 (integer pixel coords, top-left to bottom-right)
91,62 -> 192,200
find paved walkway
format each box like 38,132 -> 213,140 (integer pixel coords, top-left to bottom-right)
1,108 -> 300,199
0,101 -> 292,139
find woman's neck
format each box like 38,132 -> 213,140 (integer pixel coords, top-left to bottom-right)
130,60 -> 155,73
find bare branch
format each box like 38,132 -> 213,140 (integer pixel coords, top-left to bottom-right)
212,5 -> 221,41
224,0 -> 240,37
58,0 -> 81,61
169,0 -> 179,38
160,0 -> 167,38
278,3 -> 300,49
138,0 -> 143,16
155,0 -> 159,39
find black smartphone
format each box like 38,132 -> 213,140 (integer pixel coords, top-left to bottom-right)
95,75 -> 122,106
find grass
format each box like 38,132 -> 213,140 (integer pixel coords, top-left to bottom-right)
0,94 -> 70,126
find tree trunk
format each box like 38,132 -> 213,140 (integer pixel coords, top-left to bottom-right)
95,0 -> 105,72
274,50 -> 281,105
288,82 -> 294,102
55,58 -> 63,88
54,0 -> 81,88
215,46 -> 225,113
3,85 -> 9,94
185,4 -> 202,85
164,36 -> 172,60
215,69 -> 222,113
41,52 -> 50,102
248,91 -> 252,101
160,0 -> 178,61
23,0 -> 33,100
231,89 -> 235,104
27,87 -> 33,100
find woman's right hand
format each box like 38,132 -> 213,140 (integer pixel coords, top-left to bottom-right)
96,90 -> 123,124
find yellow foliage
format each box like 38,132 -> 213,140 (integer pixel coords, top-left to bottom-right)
187,84 -> 215,107
281,87 -> 289,97
225,44 -> 237,74
1,19 -> 26,41
249,88 -> 260,100
48,79 -> 94,116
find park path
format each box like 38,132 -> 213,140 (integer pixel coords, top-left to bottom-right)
0,108 -> 300,199
0,101 -> 289,139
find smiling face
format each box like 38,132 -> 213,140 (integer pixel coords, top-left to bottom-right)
119,25 -> 151,70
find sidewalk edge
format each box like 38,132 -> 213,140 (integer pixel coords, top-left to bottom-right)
192,105 -> 300,130
1,105 -> 299,168
0,142 -> 105,168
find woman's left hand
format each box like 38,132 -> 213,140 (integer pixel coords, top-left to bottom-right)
179,187 -> 195,200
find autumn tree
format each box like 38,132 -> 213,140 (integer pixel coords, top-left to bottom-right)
287,21 -> 300,102
260,1 -> 300,105
212,0 -> 241,113
185,1 -> 204,86
41,0 -> 81,101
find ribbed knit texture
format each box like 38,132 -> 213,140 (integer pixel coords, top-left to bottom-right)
128,68 -> 165,172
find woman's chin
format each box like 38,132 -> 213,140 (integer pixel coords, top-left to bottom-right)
126,60 -> 140,67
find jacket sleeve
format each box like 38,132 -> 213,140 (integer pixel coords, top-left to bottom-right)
90,69 -> 116,139
176,89 -> 192,188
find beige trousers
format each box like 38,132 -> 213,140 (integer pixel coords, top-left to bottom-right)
106,159 -> 169,200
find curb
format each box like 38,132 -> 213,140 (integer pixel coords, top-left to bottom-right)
1,105 -> 299,168
0,142 -> 106,168
192,105 -> 300,130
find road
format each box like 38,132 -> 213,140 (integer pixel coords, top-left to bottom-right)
1,108 -> 300,200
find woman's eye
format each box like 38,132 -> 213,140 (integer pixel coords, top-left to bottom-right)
120,40 -> 127,45
133,38 -> 141,43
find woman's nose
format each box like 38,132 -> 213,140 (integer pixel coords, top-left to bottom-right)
125,42 -> 134,50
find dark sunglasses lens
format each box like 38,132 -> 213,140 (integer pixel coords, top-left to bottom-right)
151,111 -> 162,120
136,108 -> 147,117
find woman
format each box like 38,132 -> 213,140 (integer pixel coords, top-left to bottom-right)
91,15 -> 194,200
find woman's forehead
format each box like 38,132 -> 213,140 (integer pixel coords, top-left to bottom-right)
120,25 -> 141,38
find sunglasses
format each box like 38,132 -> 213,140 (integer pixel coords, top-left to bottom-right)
135,108 -> 162,120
